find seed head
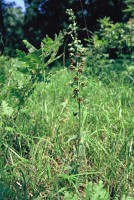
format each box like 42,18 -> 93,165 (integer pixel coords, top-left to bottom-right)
73,88 -> 79,95
73,76 -> 79,82
81,82 -> 86,87
69,65 -> 75,71
77,97 -> 83,103
70,58 -> 75,64
76,53 -> 81,58
77,68 -> 83,74
69,53 -> 74,57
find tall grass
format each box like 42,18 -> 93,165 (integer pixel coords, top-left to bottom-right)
0,64 -> 133,199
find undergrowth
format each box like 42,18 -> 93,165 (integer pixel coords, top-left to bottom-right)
0,66 -> 133,199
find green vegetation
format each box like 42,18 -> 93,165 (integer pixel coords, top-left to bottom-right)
0,0 -> 132,57
0,6 -> 134,200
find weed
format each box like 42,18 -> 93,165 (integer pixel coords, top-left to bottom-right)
66,9 -> 87,160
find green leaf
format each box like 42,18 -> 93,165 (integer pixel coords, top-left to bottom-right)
85,181 -> 109,200
64,192 -> 78,200
23,40 -> 37,53
2,101 -> 13,117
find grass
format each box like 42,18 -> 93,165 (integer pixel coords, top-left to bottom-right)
0,63 -> 133,199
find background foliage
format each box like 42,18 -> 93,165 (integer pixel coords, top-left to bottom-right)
0,0 -> 133,56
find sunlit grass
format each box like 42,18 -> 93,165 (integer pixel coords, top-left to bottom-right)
0,65 -> 133,199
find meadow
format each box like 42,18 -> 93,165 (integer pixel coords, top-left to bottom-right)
0,9 -> 134,200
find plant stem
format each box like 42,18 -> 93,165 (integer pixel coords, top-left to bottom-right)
77,100 -> 81,158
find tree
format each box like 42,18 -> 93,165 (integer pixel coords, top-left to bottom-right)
0,0 -> 130,56
5,7 -> 24,56
0,0 -> 24,56
23,0 -> 128,47
0,0 -> 6,54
